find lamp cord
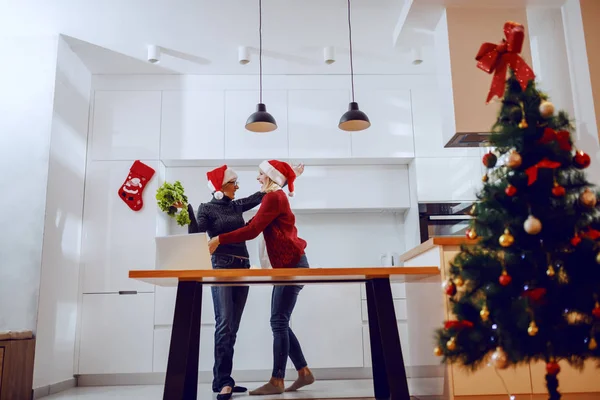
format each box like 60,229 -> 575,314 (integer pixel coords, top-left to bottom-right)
347,0 -> 355,103
259,0 -> 263,104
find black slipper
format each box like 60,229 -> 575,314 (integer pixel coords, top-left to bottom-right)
213,386 -> 247,394
216,393 -> 232,400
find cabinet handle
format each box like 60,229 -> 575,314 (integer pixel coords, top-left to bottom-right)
118,290 -> 138,295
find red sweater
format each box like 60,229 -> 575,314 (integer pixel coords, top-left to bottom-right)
219,190 -> 307,268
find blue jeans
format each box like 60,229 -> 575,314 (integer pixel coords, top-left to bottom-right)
211,255 -> 250,392
271,255 -> 309,379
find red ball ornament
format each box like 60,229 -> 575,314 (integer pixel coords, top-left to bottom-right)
499,271 -> 512,286
573,151 -> 591,169
483,152 -> 498,168
571,234 -> 581,247
546,361 -> 561,376
552,183 -> 566,197
443,279 -> 457,296
593,302 -> 600,319
505,185 -> 517,197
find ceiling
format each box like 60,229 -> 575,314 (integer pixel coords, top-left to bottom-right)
0,0 -> 436,75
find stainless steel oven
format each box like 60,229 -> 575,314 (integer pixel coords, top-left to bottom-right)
418,202 -> 475,243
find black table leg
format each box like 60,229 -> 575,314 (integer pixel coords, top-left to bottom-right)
163,281 -> 202,400
366,280 -> 390,400
366,278 -> 411,400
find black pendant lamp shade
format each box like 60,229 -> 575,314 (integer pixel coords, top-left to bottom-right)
339,0 -> 370,132
339,102 -> 370,131
246,0 -> 277,133
246,103 -> 277,132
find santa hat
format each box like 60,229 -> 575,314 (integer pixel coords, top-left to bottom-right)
206,165 -> 238,200
259,160 -> 297,197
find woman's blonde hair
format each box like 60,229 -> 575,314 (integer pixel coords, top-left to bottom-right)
261,174 -> 282,193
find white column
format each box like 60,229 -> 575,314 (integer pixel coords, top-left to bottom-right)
561,0 -> 600,184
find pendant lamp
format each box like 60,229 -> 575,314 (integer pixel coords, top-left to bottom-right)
339,0 -> 370,132
246,0 -> 277,132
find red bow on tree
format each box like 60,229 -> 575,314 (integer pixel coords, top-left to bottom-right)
522,288 -> 547,305
582,227 -> 600,240
476,21 -> 536,103
538,128 -> 572,151
444,320 -> 474,330
525,158 -> 561,185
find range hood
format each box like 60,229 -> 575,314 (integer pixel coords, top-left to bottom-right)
434,7 -> 532,148
444,132 -> 492,148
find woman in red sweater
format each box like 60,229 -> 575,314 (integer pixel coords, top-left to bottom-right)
208,160 -> 314,395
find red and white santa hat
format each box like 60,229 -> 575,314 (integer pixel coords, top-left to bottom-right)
259,160 -> 297,197
206,165 -> 238,200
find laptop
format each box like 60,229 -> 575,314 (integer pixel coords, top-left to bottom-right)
155,233 -> 212,270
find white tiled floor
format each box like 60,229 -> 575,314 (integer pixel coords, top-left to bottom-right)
44,379 -> 444,399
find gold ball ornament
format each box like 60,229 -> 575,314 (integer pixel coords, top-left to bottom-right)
454,276 -> 465,287
499,228 -> 515,247
596,252 -> 600,265
558,267 -> 569,284
506,150 -> 523,169
491,347 -> 509,369
528,321 -> 539,336
467,228 -> 478,240
518,119 -> 529,129
434,346 -> 444,357
480,305 -> 490,322
580,188 -> 597,208
539,100 -> 555,118
546,265 -> 556,277
590,338 -> 598,351
524,215 -> 542,235
446,337 -> 457,351
482,173 -> 489,183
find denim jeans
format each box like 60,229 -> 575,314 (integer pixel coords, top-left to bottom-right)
271,255 -> 309,379
211,255 -> 250,392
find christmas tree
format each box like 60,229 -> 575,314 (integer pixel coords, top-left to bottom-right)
434,22 -> 600,400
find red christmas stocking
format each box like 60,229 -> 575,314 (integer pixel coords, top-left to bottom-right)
118,160 -> 155,211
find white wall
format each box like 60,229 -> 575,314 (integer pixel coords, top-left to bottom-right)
0,36 -> 58,332
33,36 -> 91,389
562,0 -> 600,184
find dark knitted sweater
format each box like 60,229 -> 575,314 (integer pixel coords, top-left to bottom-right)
196,192 -> 265,258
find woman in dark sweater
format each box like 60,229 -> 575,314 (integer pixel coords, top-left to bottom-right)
197,165 -> 261,400
208,160 -> 314,396
198,164 -> 303,400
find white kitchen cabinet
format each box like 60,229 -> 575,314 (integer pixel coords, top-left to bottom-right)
153,286 -> 272,371
232,286 -> 274,370
153,325 -> 215,373
81,160 -> 157,293
78,293 -> 154,374
362,322 -> 411,367
291,284 -> 363,368
91,91 -> 161,160
154,286 -> 215,326
224,90 -> 288,159
288,90 -> 351,159
291,165 -> 411,210
351,90 -> 414,159
415,156 -> 482,202
160,91 -> 225,160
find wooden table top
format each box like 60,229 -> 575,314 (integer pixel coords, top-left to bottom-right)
129,266 -> 440,287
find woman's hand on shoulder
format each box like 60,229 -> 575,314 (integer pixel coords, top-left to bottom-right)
292,163 -> 305,177
208,236 -> 220,254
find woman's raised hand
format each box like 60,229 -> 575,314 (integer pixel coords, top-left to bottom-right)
292,163 -> 305,177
